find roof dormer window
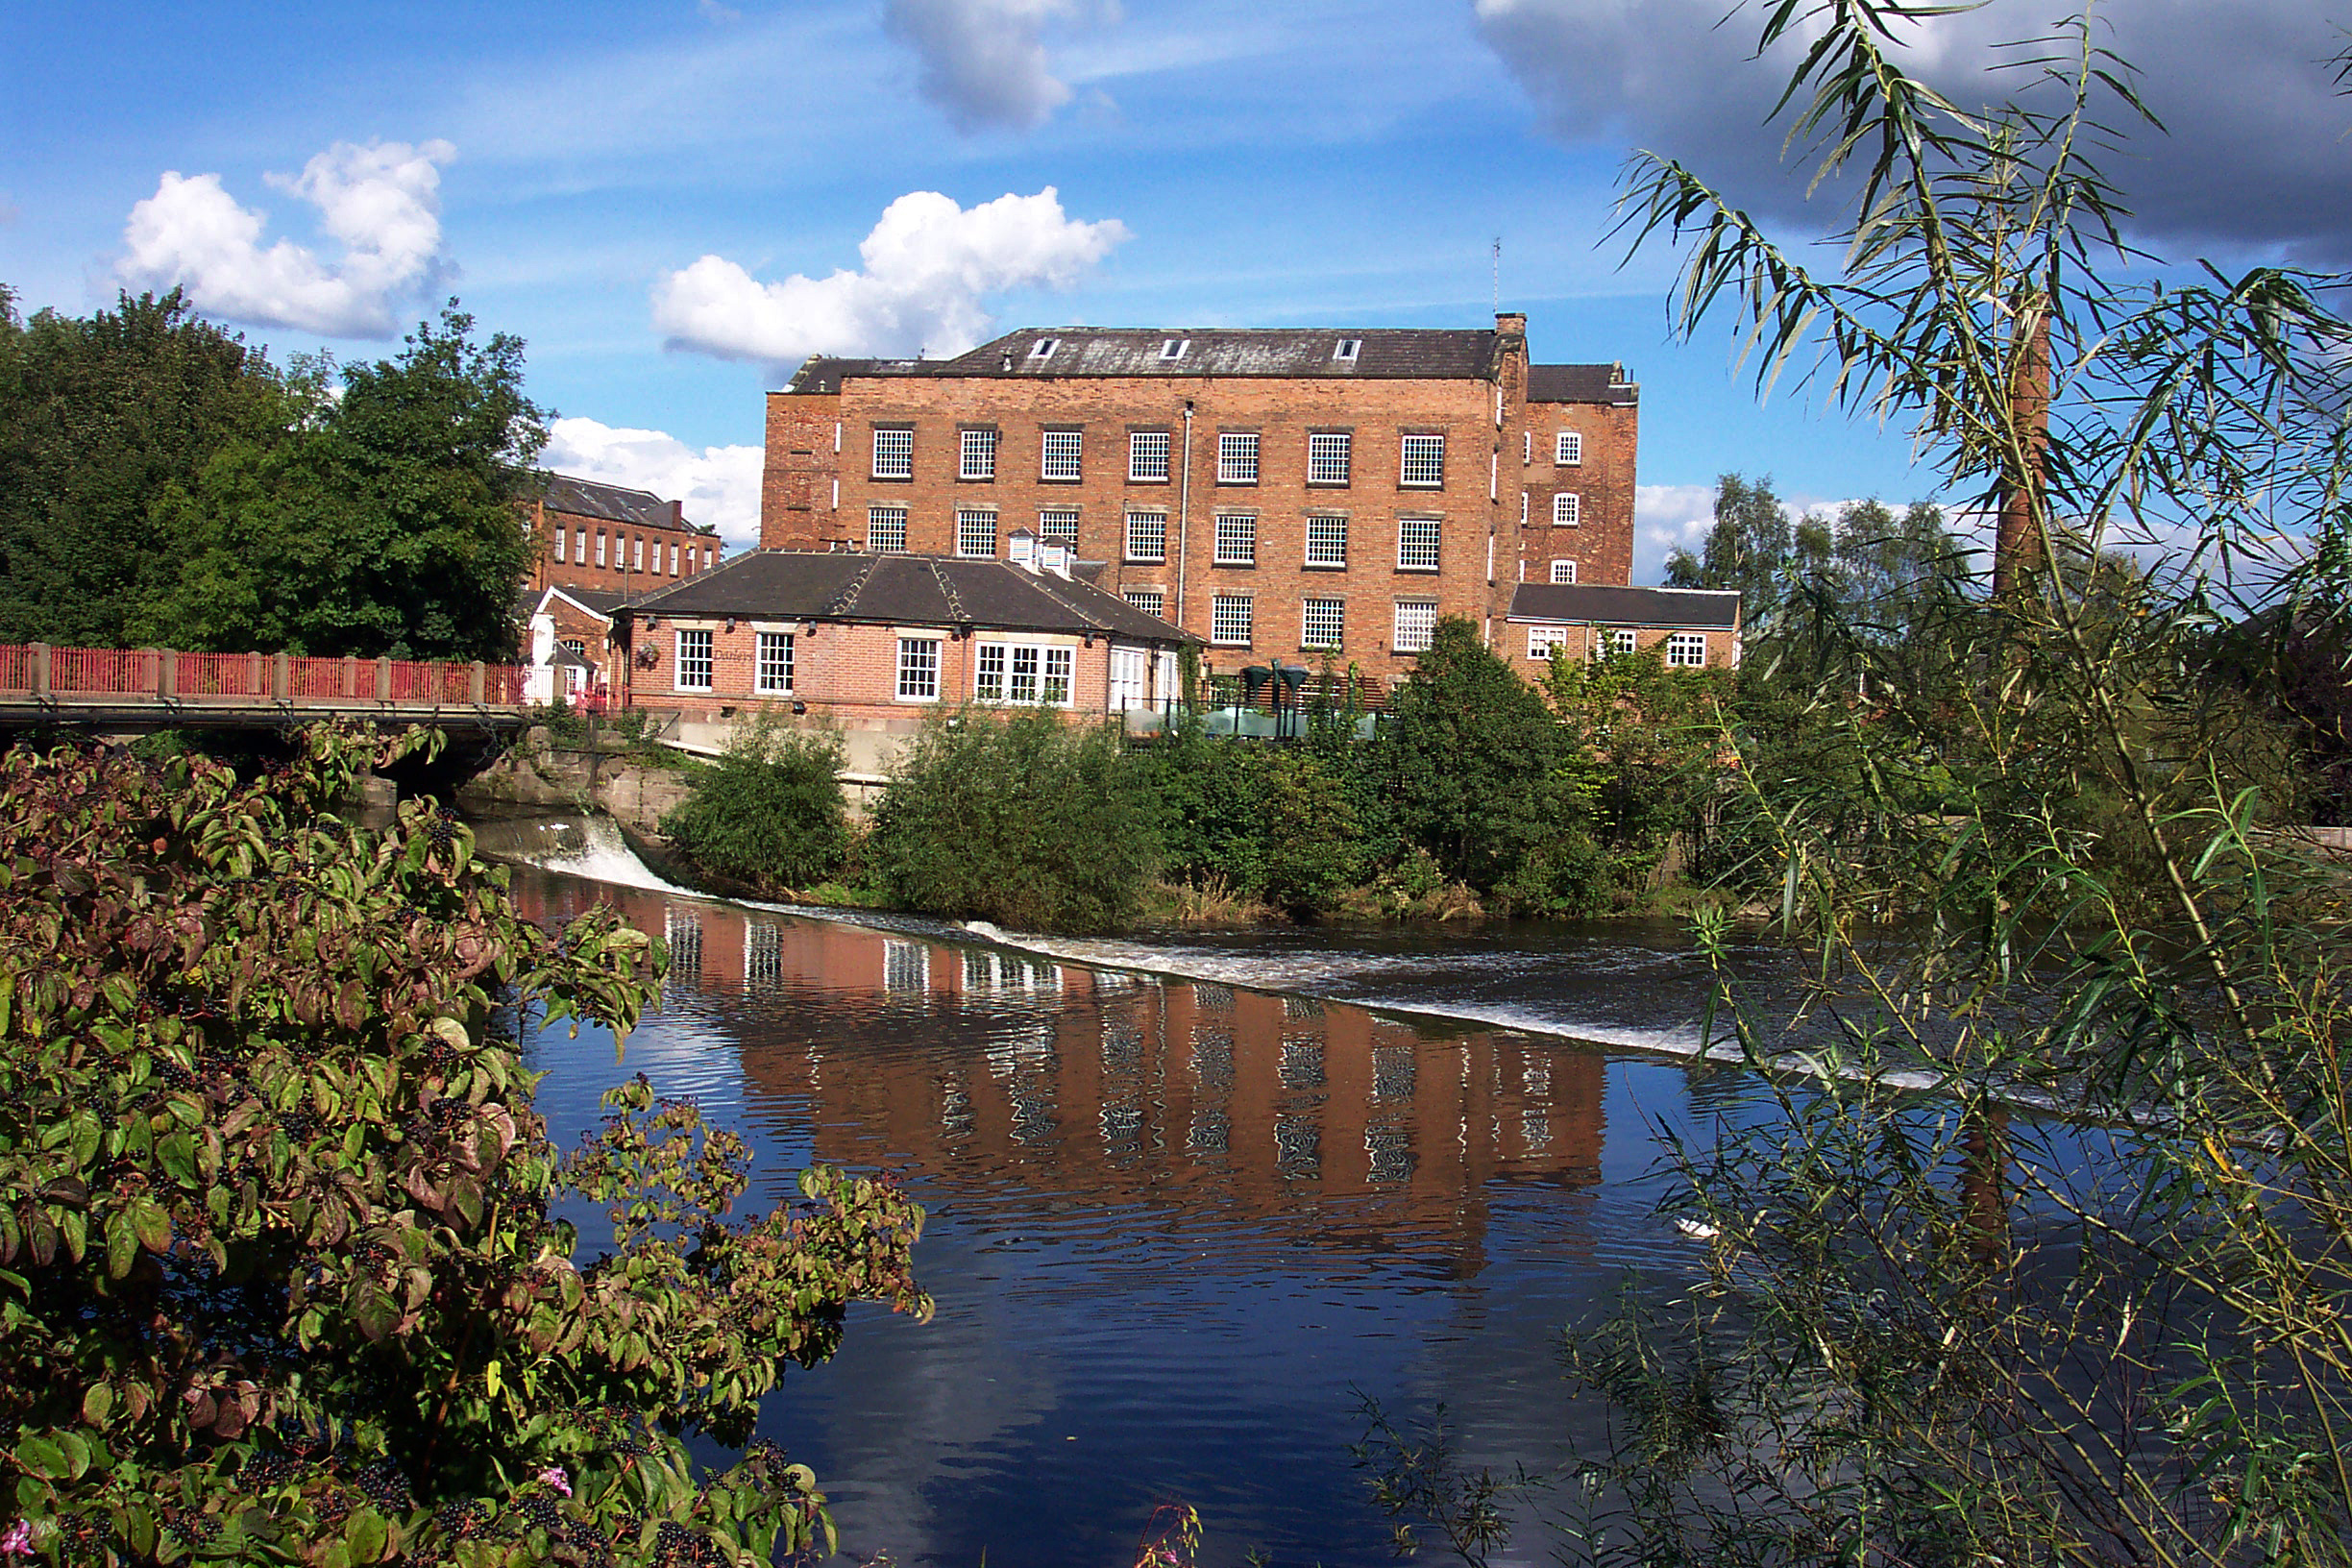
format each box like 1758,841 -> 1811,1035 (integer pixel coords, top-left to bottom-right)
1333,338 -> 1362,362
1160,337 -> 1189,360
1029,337 -> 1060,360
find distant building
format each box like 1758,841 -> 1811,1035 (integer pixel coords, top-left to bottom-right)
526,474 -> 722,596
1505,583 -> 1743,677
760,314 -> 1649,684
521,584 -> 633,708
612,545 -> 1198,728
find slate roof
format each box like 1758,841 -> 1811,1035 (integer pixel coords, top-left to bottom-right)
1507,583 -> 1741,629
535,473 -> 710,534
1529,362 -> 1639,406
785,329 -> 1630,401
621,551 -> 1198,644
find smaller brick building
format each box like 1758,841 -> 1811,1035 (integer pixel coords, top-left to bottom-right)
1504,583 -> 1742,680
613,547 -> 1197,731
523,585 -> 633,707
527,474 -> 723,596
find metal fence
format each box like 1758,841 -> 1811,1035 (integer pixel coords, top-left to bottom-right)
0,644 -> 527,707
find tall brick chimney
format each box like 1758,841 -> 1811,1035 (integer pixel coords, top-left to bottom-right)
671,500 -> 685,527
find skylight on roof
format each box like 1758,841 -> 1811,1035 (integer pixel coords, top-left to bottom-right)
1160,337 -> 1189,360
1029,337 -> 1060,360
1334,338 -> 1362,362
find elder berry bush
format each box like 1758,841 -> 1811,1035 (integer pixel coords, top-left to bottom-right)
0,725 -> 930,1565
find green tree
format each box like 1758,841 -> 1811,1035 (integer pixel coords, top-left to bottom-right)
1663,474 -> 1793,626
660,713 -> 850,889
0,288 -> 288,647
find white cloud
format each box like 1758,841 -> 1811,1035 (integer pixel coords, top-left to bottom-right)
882,0 -> 1115,133
651,186 -> 1128,374
540,417 -> 766,554
115,139 -> 456,338
1634,482 -> 1717,584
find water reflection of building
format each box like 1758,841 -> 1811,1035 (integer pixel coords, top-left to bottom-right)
513,876 -> 1606,1267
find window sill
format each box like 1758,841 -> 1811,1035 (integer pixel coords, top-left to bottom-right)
1125,556 -> 1168,567
957,475 -> 997,484
1301,561 -> 1348,572
870,474 -> 914,484
1305,479 -> 1352,489
1211,559 -> 1257,571
1394,565 -> 1441,575
1039,476 -> 1084,485
1210,640 -> 1255,649
1126,476 -> 1172,486
1397,483 -> 1445,493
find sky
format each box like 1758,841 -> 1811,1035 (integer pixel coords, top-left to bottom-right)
4,0 -> 2347,581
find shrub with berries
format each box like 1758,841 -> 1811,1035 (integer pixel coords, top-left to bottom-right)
0,725 -> 931,1564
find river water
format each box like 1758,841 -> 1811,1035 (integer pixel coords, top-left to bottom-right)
484,818 -> 1794,1568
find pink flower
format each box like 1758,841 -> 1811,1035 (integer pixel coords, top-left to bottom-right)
536,1466 -> 572,1498
0,1520 -> 34,1558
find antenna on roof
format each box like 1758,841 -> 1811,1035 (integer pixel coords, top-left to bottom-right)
1491,236 -> 1501,314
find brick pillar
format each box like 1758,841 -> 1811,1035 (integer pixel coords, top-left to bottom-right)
30,643 -> 49,698
375,656 -> 392,701
153,649 -> 175,700
271,652 -> 290,701
468,662 -> 485,703
342,654 -> 358,700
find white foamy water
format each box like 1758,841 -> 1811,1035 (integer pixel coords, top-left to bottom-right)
474,816 -> 702,897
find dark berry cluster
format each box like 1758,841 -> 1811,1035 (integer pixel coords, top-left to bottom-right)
516,1492 -> 567,1534
242,1448 -> 304,1488
653,1519 -> 725,1568
356,1458 -> 413,1510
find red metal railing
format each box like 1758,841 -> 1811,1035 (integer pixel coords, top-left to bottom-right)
0,645 -> 527,708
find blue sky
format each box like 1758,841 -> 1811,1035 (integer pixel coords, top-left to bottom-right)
6,1 -> 2347,576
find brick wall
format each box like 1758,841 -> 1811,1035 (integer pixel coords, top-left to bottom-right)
762,393 -> 845,551
528,501 -> 723,595
1504,621 -> 1739,679
1511,401 -> 1639,588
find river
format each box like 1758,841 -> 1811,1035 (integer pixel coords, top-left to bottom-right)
482,817 -> 1796,1568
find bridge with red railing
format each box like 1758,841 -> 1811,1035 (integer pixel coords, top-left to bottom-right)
0,644 -> 531,732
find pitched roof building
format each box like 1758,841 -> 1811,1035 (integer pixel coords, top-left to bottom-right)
1504,582 -> 1742,677
525,473 -> 723,597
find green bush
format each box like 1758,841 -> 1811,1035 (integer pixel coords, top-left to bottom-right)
1131,737 -> 1371,913
870,709 -> 1158,932
0,724 -> 927,1563
660,712 -> 849,889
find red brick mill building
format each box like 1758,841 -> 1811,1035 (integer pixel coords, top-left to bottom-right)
755,313 -> 1735,684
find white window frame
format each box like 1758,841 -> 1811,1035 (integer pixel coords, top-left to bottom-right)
1028,336 -> 1059,360
633,536 -> 645,571
1041,429 -> 1084,481
596,531 -> 608,567
1602,628 -> 1639,660
868,505 -> 908,552
1301,597 -> 1344,651
551,526 -> 567,564
1129,429 -> 1171,482
1217,431 -> 1260,485
1556,430 -> 1583,465
1393,600 -> 1438,653
669,542 -> 679,575
674,627 -> 714,693
1528,625 -> 1572,661
1124,588 -> 1165,618
871,427 -> 914,480
1308,431 -> 1352,485
1667,632 -> 1708,668
1160,337 -> 1190,360
896,637 -> 942,700
1397,517 -> 1441,573
1211,593 -> 1254,647
1523,430 -> 1532,464
1305,513 -> 1347,568
1400,433 -> 1445,489
960,427 -> 998,480
1550,559 -> 1578,584
1125,510 -> 1167,564
1553,491 -> 1581,527
1039,508 -> 1080,547
974,641 -> 1077,706
1213,512 -> 1257,566
1333,338 -> 1361,362
956,507 -> 998,558
755,630 -> 794,694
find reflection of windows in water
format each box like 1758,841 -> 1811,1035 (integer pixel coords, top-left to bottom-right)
1188,1110 -> 1230,1155
1522,1060 -> 1551,1096
1011,1091 -> 1057,1145
1099,1103 -> 1143,1151
1190,1027 -> 1234,1090
964,949 -> 1063,992
1192,982 -> 1234,1011
665,910 -> 702,983
1373,1044 -> 1416,1100
884,941 -> 929,994
745,921 -> 782,986
1280,1036 -> 1327,1090
986,1024 -> 1055,1079
1101,1021 -> 1143,1073
1365,1126 -> 1414,1184
1283,994 -> 1325,1019
1275,1115 -> 1321,1175
942,1083 -> 974,1139
1093,970 -> 1139,992
1521,1110 -> 1551,1153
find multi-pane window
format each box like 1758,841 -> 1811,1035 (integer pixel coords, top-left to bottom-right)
1523,430 -> 1532,463
1529,626 -> 1571,661
1302,597 -> 1344,650
1211,593 -> 1254,646
1305,513 -> 1347,567
1126,510 -> 1167,563
1393,599 -> 1438,653
702,546 -> 713,571
897,637 -> 941,699
596,531 -> 608,567
1553,492 -> 1581,527
1039,509 -> 1080,548
1130,429 -> 1171,481
674,628 -> 714,692
1213,513 -> 1257,566
633,537 -> 646,571
956,507 -> 997,557
755,631 -> 794,694
872,427 -> 914,479
1556,430 -> 1583,465
1217,431 -> 1260,484
1606,628 -> 1639,658
1400,433 -> 1446,488
1550,559 -> 1578,584
960,427 -> 998,479
669,542 -> 679,575
1667,632 -> 1708,668
1308,431 -> 1352,485
1397,518 -> 1441,572
551,527 -> 567,563
1124,588 -> 1165,618
1041,429 -> 1084,480
868,505 -> 908,551
974,643 -> 1075,705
